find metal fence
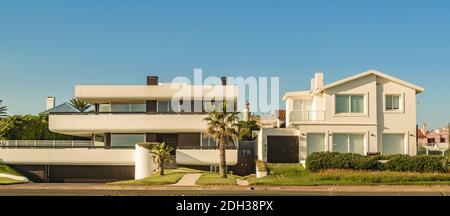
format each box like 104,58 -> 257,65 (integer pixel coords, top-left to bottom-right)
0,140 -> 94,148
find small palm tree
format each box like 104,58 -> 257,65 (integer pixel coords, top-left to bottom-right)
69,98 -> 91,112
0,100 -> 7,117
150,142 -> 174,176
204,102 -> 239,178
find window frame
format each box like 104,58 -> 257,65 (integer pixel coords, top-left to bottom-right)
332,133 -> 366,155
384,93 -> 405,113
334,94 -> 367,115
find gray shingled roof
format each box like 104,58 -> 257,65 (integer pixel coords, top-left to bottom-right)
39,102 -> 80,115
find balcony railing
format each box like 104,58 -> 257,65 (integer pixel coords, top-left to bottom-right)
0,140 -> 131,149
289,110 -> 325,122
49,111 -> 209,115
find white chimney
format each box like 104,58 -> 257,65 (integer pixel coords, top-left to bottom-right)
314,72 -> 324,90
46,96 -> 55,110
310,78 -> 315,92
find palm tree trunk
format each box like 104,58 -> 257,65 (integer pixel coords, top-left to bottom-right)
159,158 -> 165,176
219,139 -> 228,178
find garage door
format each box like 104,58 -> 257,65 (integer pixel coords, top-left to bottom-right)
267,136 -> 299,163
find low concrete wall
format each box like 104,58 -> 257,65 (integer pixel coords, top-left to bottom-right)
0,148 -> 135,165
176,149 -> 238,166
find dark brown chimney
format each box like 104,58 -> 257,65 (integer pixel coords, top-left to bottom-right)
147,76 -> 159,85
221,77 -> 227,85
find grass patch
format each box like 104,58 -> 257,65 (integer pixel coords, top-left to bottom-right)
0,177 -> 23,185
107,170 -> 184,186
0,164 -> 22,176
248,163 -> 450,186
196,172 -> 240,185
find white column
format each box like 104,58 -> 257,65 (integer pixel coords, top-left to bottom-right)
134,144 -> 156,180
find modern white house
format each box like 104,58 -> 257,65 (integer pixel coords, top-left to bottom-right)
0,76 -> 245,182
257,70 -> 424,163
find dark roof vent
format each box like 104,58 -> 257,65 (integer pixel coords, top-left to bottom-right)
147,76 -> 159,85
221,77 -> 227,85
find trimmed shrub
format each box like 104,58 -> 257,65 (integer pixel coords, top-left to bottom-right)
306,152 -> 380,172
384,155 -> 447,173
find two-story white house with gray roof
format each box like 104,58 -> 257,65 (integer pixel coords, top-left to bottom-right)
257,70 -> 424,163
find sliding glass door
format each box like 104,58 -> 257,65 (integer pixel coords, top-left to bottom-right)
333,133 -> 364,155
307,133 -> 325,155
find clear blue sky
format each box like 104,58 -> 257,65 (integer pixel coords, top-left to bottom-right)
0,0 -> 449,128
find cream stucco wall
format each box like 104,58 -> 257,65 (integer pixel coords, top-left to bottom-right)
49,114 -> 208,136
75,84 -> 238,103
0,148 -> 135,165
176,149 -> 238,165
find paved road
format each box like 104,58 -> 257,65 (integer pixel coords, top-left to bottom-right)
0,183 -> 448,196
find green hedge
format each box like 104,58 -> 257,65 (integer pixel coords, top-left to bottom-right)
384,155 -> 447,173
306,152 -> 448,173
305,152 -> 380,172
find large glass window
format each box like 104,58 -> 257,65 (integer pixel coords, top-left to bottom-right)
349,134 -> 364,154
112,103 -> 130,112
111,134 -> 145,147
307,133 -> 325,155
333,134 -> 349,153
99,104 -> 111,112
201,134 -> 217,147
382,134 -> 404,155
130,103 -> 146,112
385,95 -> 401,111
333,133 -> 364,154
108,103 -> 146,113
336,95 -> 364,114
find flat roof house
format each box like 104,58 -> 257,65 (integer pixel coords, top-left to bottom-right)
0,76 -> 242,182
257,70 -> 424,163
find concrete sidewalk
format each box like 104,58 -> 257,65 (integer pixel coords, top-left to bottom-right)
0,183 -> 449,196
171,173 -> 201,186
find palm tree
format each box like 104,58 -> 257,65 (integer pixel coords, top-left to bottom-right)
0,100 -> 7,117
149,142 -> 174,176
204,103 -> 239,178
69,98 -> 91,112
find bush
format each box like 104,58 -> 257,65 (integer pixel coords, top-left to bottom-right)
384,155 -> 447,173
306,152 -> 380,172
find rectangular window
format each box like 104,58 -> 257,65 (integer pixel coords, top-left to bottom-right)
440,138 -> 446,143
110,134 -> 145,147
111,103 -> 130,112
99,104 -> 111,112
333,133 -> 365,154
351,96 -> 364,113
386,95 -> 401,111
333,134 -> 349,153
201,134 -> 217,147
349,134 -> 364,155
110,103 -> 146,113
335,96 -> 349,113
130,103 -> 146,112
307,133 -> 325,155
157,101 -> 169,112
336,95 -> 364,114
382,134 -> 404,155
